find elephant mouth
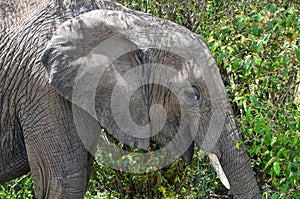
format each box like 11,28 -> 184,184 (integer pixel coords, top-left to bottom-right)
180,142 -> 194,164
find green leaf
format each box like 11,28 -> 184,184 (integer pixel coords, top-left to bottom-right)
279,148 -> 288,158
252,25 -> 261,36
259,115 -> 265,125
233,59 -> 243,72
280,183 -> 289,193
271,137 -> 277,146
273,162 -> 280,176
238,22 -> 246,30
253,55 -> 262,66
286,164 -> 292,176
250,95 -> 261,107
255,146 -> 260,155
293,133 -> 299,145
264,157 -> 275,170
211,41 -> 219,52
296,48 -> 300,62
283,55 -> 289,66
239,35 -> 245,45
282,67 -> 289,76
271,193 -> 279,199
246,107 -> 252,122
252,25 -> 259,36
257,13 -> 264,22
262,34 -> 271,41
235,141 -> 241,149
227,46 -> 234,52
270,4 -> 276,12
219,50 -> 227,62
255,41 -> 263,53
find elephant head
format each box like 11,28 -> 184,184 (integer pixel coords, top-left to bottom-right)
41,7 -> 261,199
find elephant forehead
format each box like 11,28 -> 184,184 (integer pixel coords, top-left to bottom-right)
145,50 -> 214,86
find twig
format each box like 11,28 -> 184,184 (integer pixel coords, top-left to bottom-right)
192,0 -> 207,32
93,162 -> 121,192
174,162 -> 188,193
271,80 -> 300,120
167,0 -> 176,21
186,0 -> 191,21
211,194 -> 232,198
10,173 -> 31,190
191,0 -> 202,19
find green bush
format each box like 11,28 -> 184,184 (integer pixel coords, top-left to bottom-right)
0,174 -> 34,199
198,1 -> 299,198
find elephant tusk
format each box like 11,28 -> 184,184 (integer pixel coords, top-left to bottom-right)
208,152 -> 231,189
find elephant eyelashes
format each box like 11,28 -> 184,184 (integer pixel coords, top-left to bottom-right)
184,86 -> 202,106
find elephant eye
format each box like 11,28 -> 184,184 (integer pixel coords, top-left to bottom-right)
184,86 -> 202,105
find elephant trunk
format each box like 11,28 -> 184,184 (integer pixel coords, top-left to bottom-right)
214,114 -> 261,198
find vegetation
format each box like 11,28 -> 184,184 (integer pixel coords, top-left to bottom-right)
1,0 -> 299,198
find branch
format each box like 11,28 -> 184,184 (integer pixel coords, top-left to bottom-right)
192,0 -> 207,32
271,80 -> 300,120
10,173 -> 31,190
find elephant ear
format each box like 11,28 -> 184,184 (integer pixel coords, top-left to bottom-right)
41,9 -> 151,149
41,9 -> 142,102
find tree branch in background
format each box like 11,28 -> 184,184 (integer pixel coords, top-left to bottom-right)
193,0 -> 207,32
117,0 -> 208,33
180,0 -> 207,31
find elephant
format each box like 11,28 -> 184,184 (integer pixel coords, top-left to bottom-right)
0,0 -> 39,29
0,0 -> 261,198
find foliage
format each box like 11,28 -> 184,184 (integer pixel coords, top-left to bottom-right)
85,147 -> 229,199
0,0 -> 299,198
0,175 -> 34,199
198,1 -> 300,198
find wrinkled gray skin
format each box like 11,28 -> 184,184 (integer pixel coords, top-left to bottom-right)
0,0 -> 261,198
0,0 -> 39,30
